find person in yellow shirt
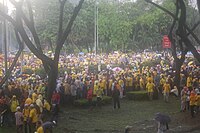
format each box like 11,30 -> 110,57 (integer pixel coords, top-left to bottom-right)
10,95 -> 19,122
93,82 -> 99,96
10,95 -> 19,113
43,99 -> 51,112
159,75 -> 166,93
23,104 -> 30,133
146,81 -> 155,100
196,93 -> 200,114
32,92 -> 38,103
163,81 -> 171,102
96,87 -> 103,108
36,120 -> 44,133
147,75 -> 153,83
186,75 -> 192,88
29,104 -> 38,133
43,99 -> 51,120
25,95 -> 33,106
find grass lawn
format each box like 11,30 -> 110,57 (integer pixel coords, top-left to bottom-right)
56,96 -> 180,133
1,96 -> 200,133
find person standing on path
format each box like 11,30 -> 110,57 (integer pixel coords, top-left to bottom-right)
146,80 -> 155,100
112,84 -> 120,109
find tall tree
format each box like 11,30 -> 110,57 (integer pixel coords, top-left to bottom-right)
0,0 -> 84,101
145,0 -> 200,90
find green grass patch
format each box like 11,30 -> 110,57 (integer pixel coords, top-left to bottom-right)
126,91 -> 149,101
74,96 -> 112,107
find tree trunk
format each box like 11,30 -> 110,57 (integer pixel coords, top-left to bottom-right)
173,60 -> 182,91
46,67 -> 58,102
197,0 -> 200,14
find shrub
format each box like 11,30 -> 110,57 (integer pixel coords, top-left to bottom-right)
126,91 -> 149,101
101,96 -> 112,105
141,59 -> 170,68
23,68 -> 34,75
74,99 -> 90,107
35,68 -> 46,79
74,96 -> 112,107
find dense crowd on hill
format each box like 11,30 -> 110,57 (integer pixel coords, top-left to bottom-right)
0,51 -> 200,133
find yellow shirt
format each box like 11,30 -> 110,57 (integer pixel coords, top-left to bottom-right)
108,80 -> 113,89
146,82 -> 155,93
128,77 -> 133,87
190,94 -> 197,106
32,93 -> 37,103
10,100 -> 19,112
163,83 -> 170,93
147,77 -> 153,83
37,126 -> 44,133
118,79 -> 124,87
102,79 -> 107,90
99,81 -> 105,89
93,85 -> 98,95
23,108 -> 30,122
160,78 -> 166,86
29,108 -> 38,123
25,98 -> 33,105
196,95 -> 200,106
44,102 -> 51,111
187,77 -> 192,87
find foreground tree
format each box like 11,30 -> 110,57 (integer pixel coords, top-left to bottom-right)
0,0 -> 84,101
145,0 -> 200,90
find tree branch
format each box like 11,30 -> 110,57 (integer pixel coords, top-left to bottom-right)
26,0 -> 34,25
197,0 -> 200,14
0,10 -> 17,27
145,0 -> 176,18
15,8 -> 54,65
0,30 -> 24,87
168,0 -> 179,61
11,0 -> 43,52
186,20 -> 200,36
60,0 -> 85,45
56,0 -> 67,45
54,0 -> 84,61
145,0 -> 200,46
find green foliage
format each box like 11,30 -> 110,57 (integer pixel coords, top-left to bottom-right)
126,91 -> 149,101
35,68 -> 47,79
74,96 -> 112,107
22,68 -> 34,75
140,59 -> 170,68
30,0 -> 199,53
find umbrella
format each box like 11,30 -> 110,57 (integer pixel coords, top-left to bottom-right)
155,113 -> 171,124
112,67 -> 122,72
79,52 -> 84,55
48,51 -> 52,54
188,61 -> 193,66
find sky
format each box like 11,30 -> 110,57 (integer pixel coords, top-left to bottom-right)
0,0 -> 198,14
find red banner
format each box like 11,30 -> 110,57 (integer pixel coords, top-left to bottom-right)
162,35 -> 171,48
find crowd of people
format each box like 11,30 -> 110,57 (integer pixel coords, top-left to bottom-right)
0,51 -> 200,133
